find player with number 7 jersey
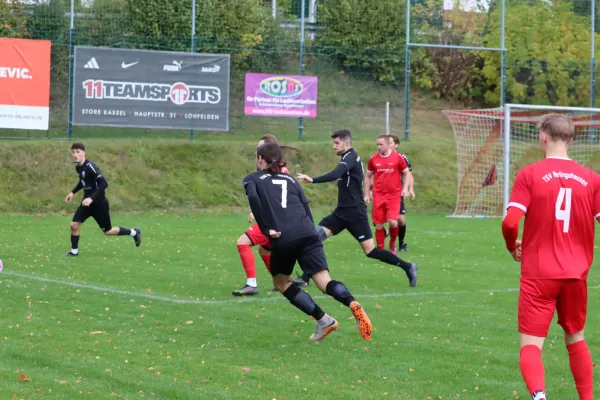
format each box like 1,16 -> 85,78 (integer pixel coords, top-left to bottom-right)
502,114 -> 600,400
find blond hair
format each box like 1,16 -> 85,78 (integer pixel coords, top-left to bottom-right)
539,114 -> 575,142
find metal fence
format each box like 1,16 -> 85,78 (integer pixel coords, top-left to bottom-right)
1,0 -> 599,140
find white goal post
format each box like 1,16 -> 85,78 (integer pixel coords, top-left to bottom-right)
443,104 -> 600,218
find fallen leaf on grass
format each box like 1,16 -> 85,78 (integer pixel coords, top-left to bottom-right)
186,320 -> 194,325
19,374 -> 30,382
240,367 -> 250,372
90,331 -> 105,335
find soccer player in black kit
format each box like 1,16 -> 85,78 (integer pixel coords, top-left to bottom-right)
296,130 -> 417,287
63,142 -> 141,256
244,142 -> 373,342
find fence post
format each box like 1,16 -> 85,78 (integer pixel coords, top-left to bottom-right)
298,0 -> 305,140
190,0 -> 197,141
67,0 -> 75,139
385,102 -> 390,135
591,0 -> 596,109
403,0 -> 411,142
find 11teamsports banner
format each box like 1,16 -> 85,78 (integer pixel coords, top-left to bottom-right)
73,46 -> 230,131
244,73 -> 318,118
0,38 -> 51,130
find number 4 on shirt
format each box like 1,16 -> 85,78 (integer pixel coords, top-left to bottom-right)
555,188 -> 572,233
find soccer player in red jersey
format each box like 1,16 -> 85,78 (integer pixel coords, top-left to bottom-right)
364,135 -> 412,254
502,114 -> 600,400
233,135 -> 297,296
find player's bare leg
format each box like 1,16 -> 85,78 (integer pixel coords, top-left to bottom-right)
387,218 -> 399,254
360,238 -> 418,287
311,270 -> 372,341
232,234 -> 259,296
273,273 -> 338,341
397,214 -> 407,251
292,225 -> 334,287
63,221 -> 81,256
103,226 -> 142,247
519,333 -> 547,400
564,330 -> 593,400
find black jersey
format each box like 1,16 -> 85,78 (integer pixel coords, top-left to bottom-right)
243,171 -> 317,246
312,148 -> 366,209
73,160 -> 108,201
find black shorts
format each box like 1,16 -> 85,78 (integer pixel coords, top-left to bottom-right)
73,198 -> 112,232
319,208 -> 373,243
400,196 -> 406,215
270,236 -> 328,277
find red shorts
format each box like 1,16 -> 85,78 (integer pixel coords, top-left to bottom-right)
245,223 -> 271,249
518,278 -> 588,337
372,196 -> 401,224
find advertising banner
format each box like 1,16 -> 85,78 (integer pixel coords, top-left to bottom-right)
73,46 -> 230,131
244,73 -> 318,118
0,38 -> 51,130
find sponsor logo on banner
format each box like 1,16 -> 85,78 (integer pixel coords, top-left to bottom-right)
81,79 -> 221,105
72,46 -> 230,131
163,61 -> 183,71
259,76 -> 303,98
0,38 -> 51,130
201,65 -> 221,73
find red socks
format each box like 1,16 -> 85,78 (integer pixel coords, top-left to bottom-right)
567,341 -> 594,400
260,253 -> 271,272
520,345 -> 545,397
375,228 -> 385,249
389,226 -> 399,247
237,244 -> 256,279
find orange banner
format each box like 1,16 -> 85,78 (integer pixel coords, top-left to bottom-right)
0,38 -> 51,130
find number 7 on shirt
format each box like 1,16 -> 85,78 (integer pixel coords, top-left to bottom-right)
272,180 -> 288,208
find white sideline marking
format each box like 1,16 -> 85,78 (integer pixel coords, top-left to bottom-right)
3,271 -> 600,305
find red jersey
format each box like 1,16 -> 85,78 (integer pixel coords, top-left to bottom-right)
367,151 -> 409,198
508,157 -> 600,280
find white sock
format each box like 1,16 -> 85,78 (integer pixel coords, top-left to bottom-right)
318,313 -> 334,326
71,249 -> 79,255
130,229 -> 137,237
246,278 -> 257,287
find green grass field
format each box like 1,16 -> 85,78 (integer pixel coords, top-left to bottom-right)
1,212 -> 599,399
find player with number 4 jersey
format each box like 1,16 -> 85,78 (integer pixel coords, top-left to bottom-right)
502,114 -> 600,400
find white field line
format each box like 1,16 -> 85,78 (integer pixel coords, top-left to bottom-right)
3,271 -> 600,305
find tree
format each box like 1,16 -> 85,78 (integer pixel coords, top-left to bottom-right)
410,0 -> 488,101
0,0 -> 27,37
317,0 -> 406,84
481,0 -> 595,106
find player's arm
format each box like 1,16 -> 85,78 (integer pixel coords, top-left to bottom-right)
501,169 -> 531,260
502,207 -> 524,256
299,156 -> 354,184
83,165 -> 108,206
243,178 -> 274,235
403,155 -> 415,198
401,169 -> 412,197
594,174 -> 600,223
398,156 -> 411,197
65,181 -> 83,203
364,170 -> 374,203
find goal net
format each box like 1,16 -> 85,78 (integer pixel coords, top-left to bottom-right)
443,104 -> 600,218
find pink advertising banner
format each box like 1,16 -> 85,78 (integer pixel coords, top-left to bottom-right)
244,73 -> 318,118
